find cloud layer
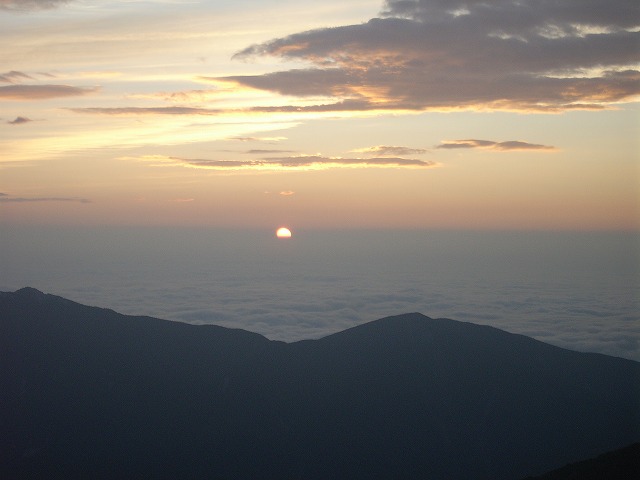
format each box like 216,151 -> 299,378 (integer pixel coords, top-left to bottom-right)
352,145 -> 430,156
437,139 -> 557,151
0,71 -> 33,83
7,116 -> 32,125
131,137 -> 555,173
0,192 -> 90,203
226,0 -> 639,112
0,70 -> 97,101
0,0 -> 71,11
154,154 -> 435,171
0,84 -> 97,100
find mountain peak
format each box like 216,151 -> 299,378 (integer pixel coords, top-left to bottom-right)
11,287 -> 49,302
15,287 -> 45,296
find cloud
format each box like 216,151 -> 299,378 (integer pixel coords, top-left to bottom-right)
352,145 -> 430,156
0,0 -> 71,11
7,116 -> 33,125
141,154 -> 436,171
493,141 -> 557,151
131,89 -> 222,103
0,84 -> 98,100
0,192 -> 90,203
70,99 -> 400,116
381,0 -> 639,30
71,106 -> 218,116
437,139 -> 557,151
225,155 -> 433,168
0,71 -> 33,83
226,0 -> 640,112
230,136 -> 287,142
244,149 -> 296,155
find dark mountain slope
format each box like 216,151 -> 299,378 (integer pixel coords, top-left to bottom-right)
0,288 -> 273,479
1,288 -> 638,479
273,314 -> 640,479
522,442 -> 640,479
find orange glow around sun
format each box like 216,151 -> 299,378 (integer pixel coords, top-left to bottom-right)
276,227 -> 292,238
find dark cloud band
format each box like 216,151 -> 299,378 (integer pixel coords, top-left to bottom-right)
0,1 -> 71,11
0,84 -> 97,100
227,0 -> 640,112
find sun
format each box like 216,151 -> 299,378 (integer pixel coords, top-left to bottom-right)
276,227 -> 292,238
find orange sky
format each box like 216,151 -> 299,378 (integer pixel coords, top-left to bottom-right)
1,0 -> 638,230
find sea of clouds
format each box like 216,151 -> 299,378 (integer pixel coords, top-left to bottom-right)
2,227 -> 638,361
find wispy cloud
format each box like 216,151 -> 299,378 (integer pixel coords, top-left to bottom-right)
131,89 -> 223,103
7,116 -> 33,125
0,0 -> 72,11
70,99 -> 399,116
0,192 -> 91,203
352,145 -> 430,156
230,136 -> 287,143
0,70 -> 94,101
0,70 -> 33,83
244,149 -> 296,155
138,154 -> 436,171
71,106 -> 220,116
225,0 -> 639,112
0,84 -> 98,100
437,139 -> 557,151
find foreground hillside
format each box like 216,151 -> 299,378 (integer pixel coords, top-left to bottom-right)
522,443 -> 639,479
1,288 -> 638,479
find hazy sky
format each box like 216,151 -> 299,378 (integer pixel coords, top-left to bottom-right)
0,0 -> 638,230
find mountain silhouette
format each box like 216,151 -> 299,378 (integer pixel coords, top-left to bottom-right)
521,442 -> 639,479
1,287 -> 638,479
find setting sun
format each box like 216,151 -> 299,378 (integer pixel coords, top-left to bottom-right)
276,227 -> 292,238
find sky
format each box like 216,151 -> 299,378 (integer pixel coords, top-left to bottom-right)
1,0 -> 639,359
0,0 -> 638,231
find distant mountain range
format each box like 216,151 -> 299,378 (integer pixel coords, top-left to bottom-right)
1,287 -> 638,479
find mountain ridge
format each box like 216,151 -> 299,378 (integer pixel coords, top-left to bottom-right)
1,288 -> 638,479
